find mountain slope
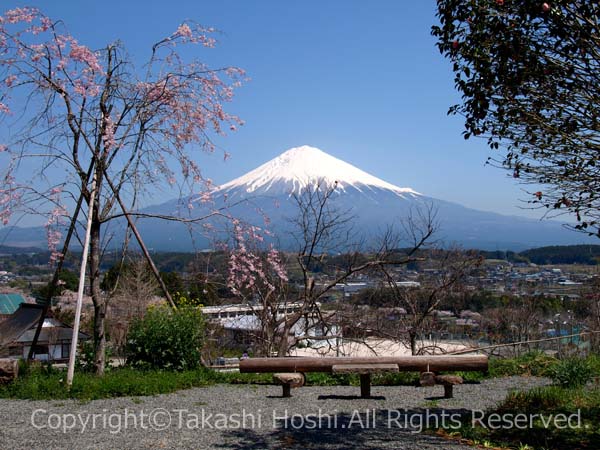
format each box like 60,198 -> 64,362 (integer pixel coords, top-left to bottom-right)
217,145 -> 419,198
0,145 -> 595,251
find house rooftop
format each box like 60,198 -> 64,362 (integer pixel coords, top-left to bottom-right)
0,293 -> 26,315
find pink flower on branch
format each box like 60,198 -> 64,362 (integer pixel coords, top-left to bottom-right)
4,75 -> 17,87
170,22 -> 216,47
175,24 -> 193,38
102,113 -> 116,151
227,221 -> 288,296
45,204 -> 67,265
2,7 -> 38,24
69,42 -> 102,72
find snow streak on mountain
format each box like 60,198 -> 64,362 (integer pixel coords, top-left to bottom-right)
216,145 -> 420,198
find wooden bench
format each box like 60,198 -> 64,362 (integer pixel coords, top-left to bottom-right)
332,363 -> 398,398
239,355 -> 487,399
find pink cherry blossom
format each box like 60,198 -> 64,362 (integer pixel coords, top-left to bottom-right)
175,23 -> 193,38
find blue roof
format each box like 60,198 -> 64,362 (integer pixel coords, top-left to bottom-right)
0,293 -> 26,314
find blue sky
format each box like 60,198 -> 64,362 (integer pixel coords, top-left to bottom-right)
16,1 -> 542,219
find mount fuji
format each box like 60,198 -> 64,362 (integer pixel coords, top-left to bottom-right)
216,145 -> 420,199
0,145 -> 594,252
135,145 -> 592,251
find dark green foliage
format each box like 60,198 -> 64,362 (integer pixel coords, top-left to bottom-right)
160,271 -> 184,296
520,245 -> 600,265
33,269 -> 79,300
185,274 -> 219,306
100,262 -> 128,292
433,1 -> 600,236
101,261 -> 154,292
499,386 -> 567,413
125,306 -> 205,371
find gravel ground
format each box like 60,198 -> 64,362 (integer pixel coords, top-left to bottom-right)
0,376 -> 550,450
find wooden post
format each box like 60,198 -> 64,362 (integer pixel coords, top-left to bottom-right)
360,374 -> 371,398
282,384 -> 291,398
0,359 -> 19,384
443,384 -> 453,398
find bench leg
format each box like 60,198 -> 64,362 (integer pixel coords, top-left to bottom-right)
282,384 -> 291,398
360,374 -> 371,398
443,384 -> 453,399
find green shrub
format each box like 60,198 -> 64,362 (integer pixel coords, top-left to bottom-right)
126,305 -> 204,371
76,340 -> 112,373
550,357 -> 594,388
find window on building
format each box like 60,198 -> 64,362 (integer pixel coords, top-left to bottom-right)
31,344 -> 48,355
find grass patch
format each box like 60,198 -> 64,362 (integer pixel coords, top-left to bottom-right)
433,385 -> 600,450
0,365 -> 219,401
488,351 -> 558,378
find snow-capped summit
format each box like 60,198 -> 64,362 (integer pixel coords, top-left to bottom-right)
217,145 -> 420,198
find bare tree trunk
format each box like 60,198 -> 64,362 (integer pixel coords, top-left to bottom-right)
409,330 -> 418,356
90,219 -> 106,376
277,323 -> 292,357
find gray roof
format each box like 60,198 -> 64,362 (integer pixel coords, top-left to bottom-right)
0,304 -> 89,348
16,327 -> 89,343
0,303 -> 44,348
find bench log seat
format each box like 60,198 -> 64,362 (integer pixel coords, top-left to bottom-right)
434,374 -> 463,398
273,372 -> 305,397
332,363 -> 398,398
419,372 -> 464,398
239,355 -> 488,373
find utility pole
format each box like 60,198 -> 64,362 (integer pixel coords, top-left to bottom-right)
66,173 -> 97,388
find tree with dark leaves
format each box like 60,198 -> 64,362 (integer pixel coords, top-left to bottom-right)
432,1 -> 600,235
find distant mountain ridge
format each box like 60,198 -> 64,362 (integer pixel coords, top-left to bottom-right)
0,244 -> 45,255
519,245 -> 600,265
0,145 -> 596,251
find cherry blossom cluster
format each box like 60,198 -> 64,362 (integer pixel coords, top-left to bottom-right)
0,7 -> 103,105
0,6 -> 246,265
227,220 -> 288,297
0,173 -> 17,226
45,187 -> 68,264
